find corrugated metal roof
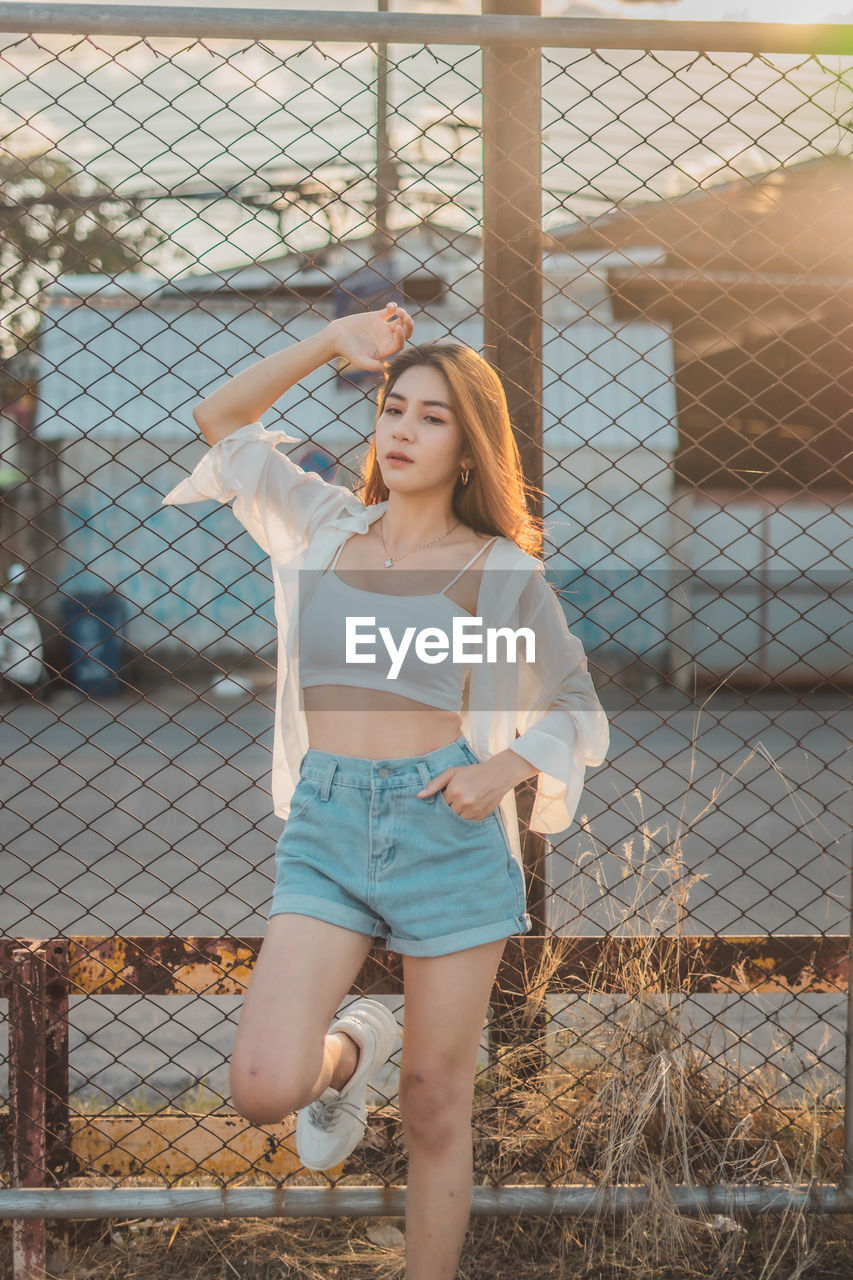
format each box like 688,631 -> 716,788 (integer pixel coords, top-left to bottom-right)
548,153 -> 853,274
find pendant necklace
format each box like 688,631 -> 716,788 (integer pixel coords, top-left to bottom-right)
379,513 -> 460,568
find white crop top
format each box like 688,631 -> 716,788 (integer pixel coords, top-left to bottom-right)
299,536 -> 499,712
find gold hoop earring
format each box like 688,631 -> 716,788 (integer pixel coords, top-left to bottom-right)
460,466 -> 470,486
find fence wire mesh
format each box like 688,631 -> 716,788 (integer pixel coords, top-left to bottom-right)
0,8 -> 851,1225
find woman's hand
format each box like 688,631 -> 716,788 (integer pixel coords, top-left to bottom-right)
417,750 -> 539,822
328,302 -> 414,373
415,760 -> 504,822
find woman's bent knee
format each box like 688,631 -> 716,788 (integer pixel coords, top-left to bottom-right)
229,1055 -> 319,1124
230,1075 -> 313,1124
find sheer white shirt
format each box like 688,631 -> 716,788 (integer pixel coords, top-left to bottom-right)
161,419 -> 610,864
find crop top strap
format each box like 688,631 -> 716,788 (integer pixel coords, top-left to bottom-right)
439,536 -> 499,595
327,532 -> 498,585
327,538 -> 348,572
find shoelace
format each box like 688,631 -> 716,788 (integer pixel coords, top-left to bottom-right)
306,1094 -> 365,1132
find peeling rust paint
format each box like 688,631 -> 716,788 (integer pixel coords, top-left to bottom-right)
9,945 -> 48,1280
526,935 -> 850,995
62,1106 -> 845,1181
1,935 -> 846,997
67,937 -> 263,996
72,1114 -> 328,1179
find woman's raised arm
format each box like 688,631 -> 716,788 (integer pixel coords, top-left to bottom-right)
193,303 -> 413,443
161,304 -> 415,558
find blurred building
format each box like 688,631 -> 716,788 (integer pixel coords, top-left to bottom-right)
26,163 -> 851,686
551,152 -> 853,686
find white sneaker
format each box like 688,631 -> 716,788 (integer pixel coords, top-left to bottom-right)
296,998 -> 400,1172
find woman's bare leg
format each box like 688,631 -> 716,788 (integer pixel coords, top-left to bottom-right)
229,913 -> 374,1124
399,938 -> 507,1280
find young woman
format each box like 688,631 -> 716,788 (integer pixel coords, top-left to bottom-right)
161,303 -> 609,1280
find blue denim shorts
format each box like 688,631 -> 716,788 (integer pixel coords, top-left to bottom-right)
269,734 -> 531,957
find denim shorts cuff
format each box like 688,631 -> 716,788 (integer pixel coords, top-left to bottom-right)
268,895 -> 386,939
388,914 -> 531,957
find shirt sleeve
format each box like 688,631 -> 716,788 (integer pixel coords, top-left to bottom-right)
160,419 -> 362,558
508,567 -> 609,834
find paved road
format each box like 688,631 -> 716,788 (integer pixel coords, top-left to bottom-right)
1,678 -> 850,1109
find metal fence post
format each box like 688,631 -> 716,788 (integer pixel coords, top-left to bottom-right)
482,0 -> 547,1074
9,943 -> 48,1280
482,0 -> 544,498
44,938 -> 72,1262
373,0 -> 395,251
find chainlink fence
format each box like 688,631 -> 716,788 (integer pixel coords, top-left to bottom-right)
0,2 -> 852,1264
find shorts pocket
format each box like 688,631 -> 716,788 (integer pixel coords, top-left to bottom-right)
435,786 -> 493,827
286,776 -> 323,823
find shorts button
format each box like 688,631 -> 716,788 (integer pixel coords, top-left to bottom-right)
377,766 -> 389,777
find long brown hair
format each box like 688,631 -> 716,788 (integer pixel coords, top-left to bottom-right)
355,342 -> 544,558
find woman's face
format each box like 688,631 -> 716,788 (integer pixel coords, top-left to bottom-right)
375,364 -> 471,495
